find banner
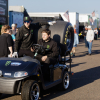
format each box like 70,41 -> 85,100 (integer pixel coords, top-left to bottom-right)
88,11 -> 97,29
0,0 -> 8,16
0,7 -> 5,15
0,0 -> 8,24
0,16 -> 6,24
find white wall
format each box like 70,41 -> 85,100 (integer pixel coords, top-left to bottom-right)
61,12 -> 79,34
69,12 -> 79,34
79,14 -> 88,22
69,12 -> 76,27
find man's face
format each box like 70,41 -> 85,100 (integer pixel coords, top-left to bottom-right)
24,21 -> 31,28
12,26 -> 15,30
42,32 -> 50,41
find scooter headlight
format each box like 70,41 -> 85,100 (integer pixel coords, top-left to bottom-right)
14,71 -> 28,78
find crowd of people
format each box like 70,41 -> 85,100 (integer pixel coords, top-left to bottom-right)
0,16 -> 59,66
74,25 -> 98,56
0,16 -> 98,63
0,23 -> 18,57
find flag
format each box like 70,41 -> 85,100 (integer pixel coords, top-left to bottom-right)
89,17 -> 93,25
63,11 -> 70,22
89,17 -> 93,23
92,11 -> 95,17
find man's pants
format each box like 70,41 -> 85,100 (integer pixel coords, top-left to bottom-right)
87,41 -> 92,54
18,49 -> 34,58
36,54 -> 57,65
36,55 -> 57,81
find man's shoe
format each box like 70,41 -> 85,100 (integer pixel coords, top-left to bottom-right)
88,53 -> 91,56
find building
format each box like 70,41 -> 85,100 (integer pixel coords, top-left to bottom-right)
0,0 -> 8,34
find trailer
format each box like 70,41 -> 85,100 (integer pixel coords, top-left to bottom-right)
9,11 -> 24,28
28,12 -> 79,34
9,6 -> 32,26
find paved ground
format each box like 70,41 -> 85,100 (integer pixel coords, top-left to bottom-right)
1,38 -> 100,100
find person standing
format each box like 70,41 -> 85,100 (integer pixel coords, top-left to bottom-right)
15,23 -> 17,29
16,28 -> 19,34
15,23 -> 18,34
9,30 -> 16,42
83,26 -> 88,47
86,26 -> 94,55
94,28 -> 98,40
0,25 -> 13,57
98,28 -> 100,37
71,25 -> 79,56
11,24 -> 16,36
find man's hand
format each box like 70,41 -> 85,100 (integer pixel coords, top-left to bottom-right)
12,52 -> 18,58
31,47 -> 35,52
90,40 -> 92,42
41,56 -> 47,62
8,53 -> 13,57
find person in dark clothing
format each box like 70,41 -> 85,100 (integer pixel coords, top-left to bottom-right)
82,26 -> 88,47
98,28 -> 100,37
13,16 -> 48,58
0,25 -> 13,57
33,29 -> 59,65
31,29 -> 59,81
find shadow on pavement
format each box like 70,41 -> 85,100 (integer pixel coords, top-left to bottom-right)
72,49 -> 100,58
91,50 -> 100,55
1,66 -> 100,100
40,66 -> 100,100
71,62 -> 86,68
1,94 -> 18,99
71,51 -> 88,58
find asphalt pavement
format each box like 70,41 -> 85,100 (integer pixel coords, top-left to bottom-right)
1,38 -> 100,100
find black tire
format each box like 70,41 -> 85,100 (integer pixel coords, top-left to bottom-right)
21,80 -> 40,100
49,21 -> 74,54
60,71 -> 70,90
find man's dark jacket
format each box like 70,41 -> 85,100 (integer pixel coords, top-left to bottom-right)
14,23 -> 41,52
38,38 -> 59,58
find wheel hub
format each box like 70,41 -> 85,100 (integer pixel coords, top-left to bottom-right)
31,84 -> 39,100
64,73 -> 69,89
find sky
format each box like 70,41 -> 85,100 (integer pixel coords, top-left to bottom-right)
9,0 -> 100,18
